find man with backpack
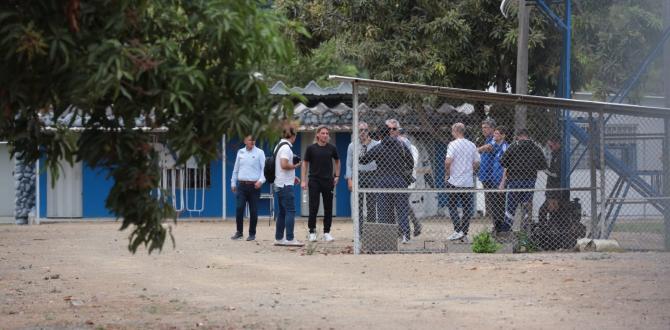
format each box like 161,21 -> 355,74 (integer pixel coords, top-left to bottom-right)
268,124 -> 303,246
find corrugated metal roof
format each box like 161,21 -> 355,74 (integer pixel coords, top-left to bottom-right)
270,80 -> 355,95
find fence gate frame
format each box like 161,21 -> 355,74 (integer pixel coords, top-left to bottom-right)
330,75 -> 670,255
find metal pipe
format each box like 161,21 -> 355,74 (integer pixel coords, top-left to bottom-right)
589,112 -> 598,236
328,75 -> 670,118
352,82 -> 361,255
599,108 -> 607,239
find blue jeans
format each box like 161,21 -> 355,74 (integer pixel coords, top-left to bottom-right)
275,185 -> 296,241
446,184 -> 474,235
235,183 -> 260,235
502,179 -> 536,232
376,176 -> 410,238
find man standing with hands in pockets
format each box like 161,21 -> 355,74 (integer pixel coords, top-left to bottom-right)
301,125 -> 341,242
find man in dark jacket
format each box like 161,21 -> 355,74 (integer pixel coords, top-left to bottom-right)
499,128 -> 547,233
539,135 -> 570,224
360,119 -> 414,243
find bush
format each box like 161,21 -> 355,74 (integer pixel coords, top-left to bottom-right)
472,231 -> 502,253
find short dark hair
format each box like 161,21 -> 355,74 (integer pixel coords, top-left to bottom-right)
481,118 -> 496,128
282,125 -> 297,139
494,125 -> 508,136
547,134 -> 561,144
515,128 -> 529,137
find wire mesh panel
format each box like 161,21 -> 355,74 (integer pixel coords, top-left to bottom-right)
342,77 -> 670,254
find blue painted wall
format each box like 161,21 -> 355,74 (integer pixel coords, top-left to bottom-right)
39,155 -> 224,219
82,164 -> 114,217
335,132 -> 351,217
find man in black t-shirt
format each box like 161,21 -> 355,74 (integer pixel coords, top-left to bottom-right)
301,125 -> 341,242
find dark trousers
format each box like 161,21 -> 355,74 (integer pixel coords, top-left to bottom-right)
502,179 -> 536,232
359,172 -> 377,224
308,178 -> 334,234
377,176 -> 410,238
235,183 -> 260,235
483,181 -> 505,233
446,183 -> 474,235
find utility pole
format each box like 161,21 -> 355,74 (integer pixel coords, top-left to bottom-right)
514,0 -> 529,131
663,0 -> 670,250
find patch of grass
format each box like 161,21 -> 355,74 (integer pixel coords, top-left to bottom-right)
515,231 -> 539,253
472,231 -> 502,253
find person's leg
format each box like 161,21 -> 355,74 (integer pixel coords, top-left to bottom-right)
446,185 -> 461,231
234,186 -> 248,235
308,179 -> 320,234
283,186 -> 297,241
248,185 -> 260,236
275,187 -> 286,241
491,191 -> 505,232
461,191 -> 474,236
367,192 -> 378,223
321,179 -> 334,234
503,190 -> 520,232
397,192 -> 411,238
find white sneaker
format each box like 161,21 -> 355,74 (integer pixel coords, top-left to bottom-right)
284,239 -> 305,246
274,239 -> 285,246
401,236 -> 410,244
447,231 -> 464,241
308,233 -> 317,242
322,233 -> 334,242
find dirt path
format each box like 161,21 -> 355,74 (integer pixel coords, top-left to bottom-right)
1,221 -> 669,329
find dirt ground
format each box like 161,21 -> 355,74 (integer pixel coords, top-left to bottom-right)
1,220 -> 669,330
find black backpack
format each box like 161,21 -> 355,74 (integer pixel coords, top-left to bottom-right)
264,142 -> 289,184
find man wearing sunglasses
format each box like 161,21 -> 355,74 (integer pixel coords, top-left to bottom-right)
360,119 -> 414,243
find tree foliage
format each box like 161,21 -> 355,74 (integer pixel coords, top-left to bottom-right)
572,0 -> 665,101
0,0 -> 295,253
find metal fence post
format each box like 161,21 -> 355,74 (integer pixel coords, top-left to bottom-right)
352,81 -> 361,255
598,108 -> 607,239
664,118 -> 670,251
588,112 -> 598,237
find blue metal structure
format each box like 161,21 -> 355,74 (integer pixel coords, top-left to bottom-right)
532,0 -> 669,238
532,0 -> 572,190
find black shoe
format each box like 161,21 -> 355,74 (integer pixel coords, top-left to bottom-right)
230,232 -> 243,240
413,224 -> 422,237
246,235 -> 256,241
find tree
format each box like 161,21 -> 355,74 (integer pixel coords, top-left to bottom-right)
572,0 -> 665,101
0,0 -> 296,253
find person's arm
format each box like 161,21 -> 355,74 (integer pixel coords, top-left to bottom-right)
231,150 -> 240,192
333,158 -> 341,185
301,147 -> 310,189
255,149 -> 266,189
279,146 -> 300,170
478,143 -> 493,153
444,157 -> 453,180
345,143 -> 353,191
499,168 -> 507,190
359,143 -> 378,164
301,159 -> 309,189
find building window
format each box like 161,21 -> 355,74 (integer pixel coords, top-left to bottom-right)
570,124 -> 637,170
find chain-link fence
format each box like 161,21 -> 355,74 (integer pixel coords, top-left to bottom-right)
335,76 -> 670,254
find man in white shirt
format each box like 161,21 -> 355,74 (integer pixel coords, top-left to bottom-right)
230,135 -> 265,241
444,122 -> 481,242
274,125 -> 303,246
